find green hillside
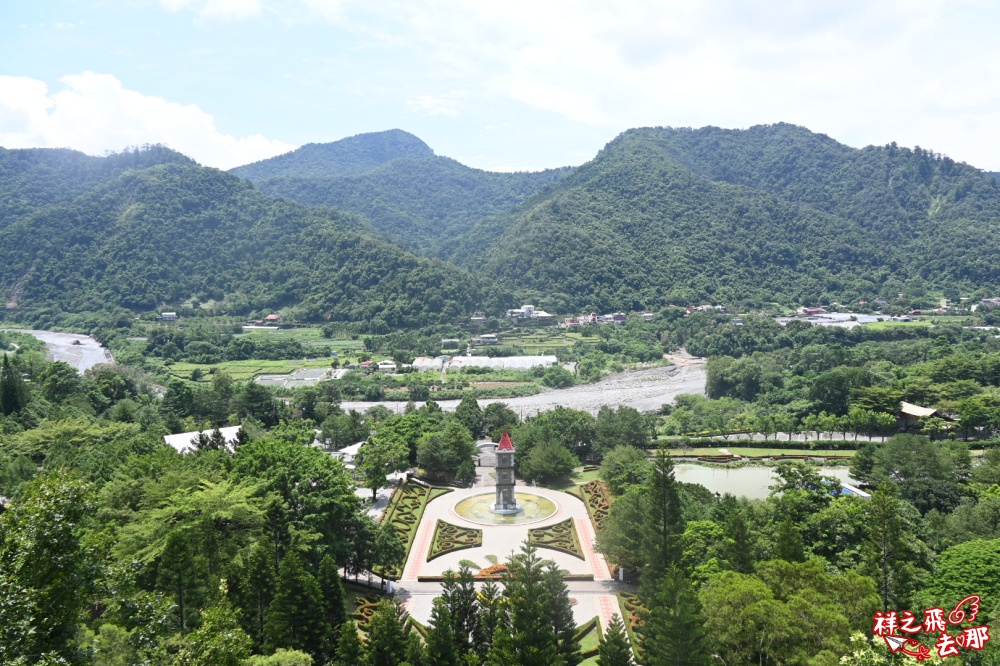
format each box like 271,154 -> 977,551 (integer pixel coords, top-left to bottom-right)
0,144 -> 193,228
0,159 -> 503,329
229,128 -> 434,181
253,155 -> 572,251
450,124 -> 1000,311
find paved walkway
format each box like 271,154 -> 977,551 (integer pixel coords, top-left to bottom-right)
396,469 -> 623,629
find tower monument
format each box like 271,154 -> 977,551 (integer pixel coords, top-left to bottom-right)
491,430 -> 521,514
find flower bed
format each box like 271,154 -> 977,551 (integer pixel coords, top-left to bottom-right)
527,518 -> 584,560
618,592 -> 647,663
478,563 -> 508,577
377,481 -> 453,579
578,480 -> 612,532
427,520 -> 483,561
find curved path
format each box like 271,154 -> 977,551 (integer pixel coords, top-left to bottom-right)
343,363 -> 707,418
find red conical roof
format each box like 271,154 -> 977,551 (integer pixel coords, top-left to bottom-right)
496,430 -> 515,452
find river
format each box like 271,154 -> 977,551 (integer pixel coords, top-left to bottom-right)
674,464 -> 855,500
2,329 -> 113,373
339,363 -> 707,418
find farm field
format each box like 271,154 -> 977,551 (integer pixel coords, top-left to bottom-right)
167,358 -> 335,382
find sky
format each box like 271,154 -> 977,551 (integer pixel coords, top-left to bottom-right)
1,0 -> 999,171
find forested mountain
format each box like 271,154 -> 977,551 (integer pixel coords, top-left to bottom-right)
0,156 -> 503,328
0,144 -> 193,229
990,171 -> 1000,182
230,129 -> 434,181
251,155 -> 572,251
448,124 -> 1000,311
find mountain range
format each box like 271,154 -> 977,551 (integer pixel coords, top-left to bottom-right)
1,124 -> 998,328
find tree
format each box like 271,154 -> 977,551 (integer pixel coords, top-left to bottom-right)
599,445 -> 652,495
641,448 -> 686,590
425,598 -> 460,666
598,488 -> 647,573
486,544 -> 564,666
541,365 -> 575,388
483,403 -> 519,440
373,520 -> 406,586
439,565 -> 480,657
0,471 -> 96,664
597,614 -> 633,666
178,581 -> 252,666
454,396 -> 485,438
775,516 -> 806,562
642,566 -> 710,666
356,432 -> 409,501
332,622 -> 364,666
229,539 -> 277,651
245,649 -> 315,666
37,360 -> 81,403
265,552 -> 327,660
863,485 -> 920,611
519,440 -> 579,483
236,381 -> 282,427
157,528 -> 210,631
544,562 -> 581,665
0,353 -> 28,416
595,406 -> 651,454
365,600 -> 409,666
318,554 -> 347,658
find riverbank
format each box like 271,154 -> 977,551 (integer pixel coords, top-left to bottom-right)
0,329 -> 113,373
340,363 -> 707,417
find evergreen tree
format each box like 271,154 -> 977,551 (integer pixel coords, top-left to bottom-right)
597,614 -> 633,666
485,544 -> 564,666
0,354 -> 27,416
721,506 -> 755,573
318,554 -> 347,659
264,551 -> 327,660
228,539 -> 277,650
439,564 -> 479,657
454,396 -> 484,438
157,528 -> 209,632
864,484 -> 918,611
474,579 -> 503,662
407,631 -> 427,666
365,599 -> 409,666
179,581 -> 252,666
641,448 -> 686,591
640,566 -> 710,666
775,516 -> 806,562
543,563 -> 581,666
425,598 -> 460,666
332,621 -> 364,666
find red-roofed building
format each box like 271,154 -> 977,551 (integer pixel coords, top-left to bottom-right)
497,429 -> 515,452
494,430 -> 518,513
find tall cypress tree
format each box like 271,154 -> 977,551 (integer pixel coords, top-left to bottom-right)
264,551 -> 327,660
332,621 -> 364,666
364,599 -> 409,666
641,448 -> 686,592
425,598 -> 459,666
775,516 -> 806,562
440,564 -> 479,657
228,538 -> 276,650
318,554 -> 347,661
474,579 -> 503,662
0,354 -> 27,416
543,563 -> 581,666
597,614 -> 633,666
640,565 -> 710,666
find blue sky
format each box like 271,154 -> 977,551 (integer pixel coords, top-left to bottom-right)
2,0 -> 999,171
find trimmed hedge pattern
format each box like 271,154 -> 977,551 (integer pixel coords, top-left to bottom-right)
377,481 -> 453,579
528,518 -> 584,560
427,519 -> 483,561
618,592 -> 647,663
579,480 -> 612,532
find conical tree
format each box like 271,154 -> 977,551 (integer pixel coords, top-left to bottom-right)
597,614 -> 633,666
474,580 -> 503,661
264,551 -> 327,660
332,621 -> 364,666
775,516 -> 806,562
365,599 -> 409,666
425,598 -> 459,666
439,564 -> 479,656
318,554 -> 347,660
543,563 -> 581,666
228,539 -> 276,650
407,631 -> 426,666
0,354 -> 27,416
641,448 -> 686,592
640,565 -> 710,666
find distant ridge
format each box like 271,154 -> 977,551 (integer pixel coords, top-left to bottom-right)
230,129 -> 434,180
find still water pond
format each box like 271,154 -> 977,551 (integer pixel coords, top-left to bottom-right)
674,464 -> 854,500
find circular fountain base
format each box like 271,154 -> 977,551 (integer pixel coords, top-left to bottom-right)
454,492 -> 557,525
489,504 -> 524,515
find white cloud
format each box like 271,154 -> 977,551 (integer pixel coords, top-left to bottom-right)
311,0 -> 1000,169
0,72 -> 293,169
160,0 -> 263,21
406,93 -> 461,117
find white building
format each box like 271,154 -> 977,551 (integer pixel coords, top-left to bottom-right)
163,425 -> 242,454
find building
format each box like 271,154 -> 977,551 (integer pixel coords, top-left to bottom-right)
158,312 -> 178,321
376,360 -> 398,373
478,333 -> 499,345
493,430 -> 517,513
898,401 -> 944,429
265,313 -> 282,324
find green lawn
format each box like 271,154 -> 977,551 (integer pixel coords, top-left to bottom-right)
864,320 -> 933,331
538,468 -> 602,491
167,357 -> 337,382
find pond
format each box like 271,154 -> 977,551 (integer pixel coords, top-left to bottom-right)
673,464 -> 855,500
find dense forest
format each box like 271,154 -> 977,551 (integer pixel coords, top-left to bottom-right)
250,155 -> 571,253
0,154 -> 505,329
450,124 -> 1000,312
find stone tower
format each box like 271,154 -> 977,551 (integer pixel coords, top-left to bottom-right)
492,430 -> 520,514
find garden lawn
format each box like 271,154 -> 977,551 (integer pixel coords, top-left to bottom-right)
377,482 -> 453,579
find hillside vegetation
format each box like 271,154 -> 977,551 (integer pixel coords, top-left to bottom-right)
449,124 -> 1000,311
0,155 -> 501,329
